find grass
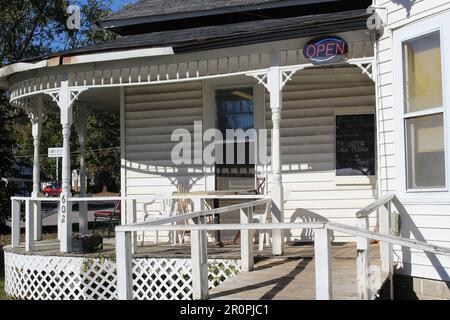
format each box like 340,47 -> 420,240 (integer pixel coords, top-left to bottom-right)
0,277 -> 9,300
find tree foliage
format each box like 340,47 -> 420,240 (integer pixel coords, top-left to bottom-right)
0,0 -> 119,228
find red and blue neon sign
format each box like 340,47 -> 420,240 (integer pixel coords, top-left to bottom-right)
303,36 -> 348,65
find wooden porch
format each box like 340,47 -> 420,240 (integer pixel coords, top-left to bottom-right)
5,239 -> 384,300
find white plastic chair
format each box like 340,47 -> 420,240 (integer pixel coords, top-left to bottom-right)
253,201 -> 271,252
142,196 -> 178,246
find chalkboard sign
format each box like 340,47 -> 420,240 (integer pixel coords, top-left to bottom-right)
336,114 -> 375,176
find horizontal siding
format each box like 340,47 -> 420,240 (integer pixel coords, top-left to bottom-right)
266,67 -> 377,241
124,81 -> 205,227
374,1 -> 450,282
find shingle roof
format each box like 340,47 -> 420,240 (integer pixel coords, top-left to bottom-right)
102,0 -> 322,22
28,8 -> 368,61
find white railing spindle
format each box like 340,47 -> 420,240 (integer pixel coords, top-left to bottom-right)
357,216 -> 371,300
191,215 -> 209,300
126,198 -> 137,253
11,199 -> 21,248
379,202 -> 393,274
240,207 -> 254,272
25,199 -> 34,252
314,228 -> 333,300
116,231 -> 133,300
379,201 -> 394,299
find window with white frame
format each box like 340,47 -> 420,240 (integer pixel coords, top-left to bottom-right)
402,31 -> 446,190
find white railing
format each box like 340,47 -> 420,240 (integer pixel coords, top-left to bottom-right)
9,194 -> 268,253
115,199 -> 273,300
115,197 -> 450,301
355,193 -> 398,300
10,196 -> 60,252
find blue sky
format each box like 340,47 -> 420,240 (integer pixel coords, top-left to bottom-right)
111,0 -> 134,11
76,0 -> 137,12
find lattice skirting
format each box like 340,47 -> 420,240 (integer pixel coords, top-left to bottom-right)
4,250 -> 240,300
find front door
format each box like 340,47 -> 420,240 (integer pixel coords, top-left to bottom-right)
214,87 -> 256,191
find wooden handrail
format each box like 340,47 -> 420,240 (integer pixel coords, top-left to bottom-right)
355,193 -> 396,218
327,221 -> 450,257
12,194 -> 269,202
118,199 -> 271,230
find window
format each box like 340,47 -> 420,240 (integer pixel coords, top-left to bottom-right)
335,114 -> 376,177
402,32 -> 446,190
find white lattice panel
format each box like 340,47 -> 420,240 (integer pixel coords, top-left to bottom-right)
4,251 -> 240,300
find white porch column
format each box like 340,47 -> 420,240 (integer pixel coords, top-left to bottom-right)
267,52 -> 284,255
46,77 -> 82,253
60,79 -> 73,253
30,96 -> 43,241
78,104 -> 88,235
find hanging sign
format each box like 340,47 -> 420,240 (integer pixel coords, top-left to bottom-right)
303,36 -> 348,65
48,147 -> 64,158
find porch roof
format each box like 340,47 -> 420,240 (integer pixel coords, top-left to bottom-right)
17,8 -> 369,63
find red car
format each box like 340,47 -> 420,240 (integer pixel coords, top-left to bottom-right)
43,183 -> 62,197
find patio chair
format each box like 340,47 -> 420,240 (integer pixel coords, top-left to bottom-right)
253,201 -> 271,252
93,200 -> 121,237
142,196 -> 181,245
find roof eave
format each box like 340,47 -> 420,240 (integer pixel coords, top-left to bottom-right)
0,47 -> 174,89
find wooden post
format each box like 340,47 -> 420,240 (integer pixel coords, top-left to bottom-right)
379,202 -> 394,299
59,193 -> 72,253
78,104 -> 88,235
191,212 -> 209,300
126,198 -> 137,253
379,203 -> 393,273
357,216 -> 371,300
268,51 -> 284,256
25,199 -> 34,252
11,199 -> 21,248
314,228 -> 333,300
30,96 -> 43,241
57,202 -> 61,240
116,231 -> 133,300
240,207 -> 254,272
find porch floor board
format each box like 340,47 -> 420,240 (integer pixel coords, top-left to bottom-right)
210,242 -> 383,300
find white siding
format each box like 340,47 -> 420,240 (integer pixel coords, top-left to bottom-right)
267,67 -> 377,241
375,0 -> 450,281
123,82 -> 204,242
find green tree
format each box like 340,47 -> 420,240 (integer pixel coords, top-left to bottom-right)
83,109 -> 120,193
0,0 -> 118,228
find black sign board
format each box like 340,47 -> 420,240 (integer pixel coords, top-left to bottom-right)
336,114 -> 375,176
303,36 -> 348,65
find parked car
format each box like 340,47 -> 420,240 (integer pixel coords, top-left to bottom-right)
43,183 -> 62,197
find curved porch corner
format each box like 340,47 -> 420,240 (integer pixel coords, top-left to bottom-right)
3,243 -> 241,300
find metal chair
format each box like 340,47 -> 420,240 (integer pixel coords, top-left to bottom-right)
93,200 -> 121,237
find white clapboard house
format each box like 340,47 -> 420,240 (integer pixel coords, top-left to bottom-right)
1,0 -> 450,300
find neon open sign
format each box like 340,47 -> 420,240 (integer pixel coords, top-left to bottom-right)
303,36 -> 348,65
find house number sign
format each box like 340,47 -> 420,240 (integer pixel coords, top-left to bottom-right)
303,35 -> 348,65
61,194 -> 67,223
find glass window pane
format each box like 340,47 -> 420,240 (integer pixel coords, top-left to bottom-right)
406,113 -> 446,189
216,88 -> 254,135
403,32 -> 443,113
